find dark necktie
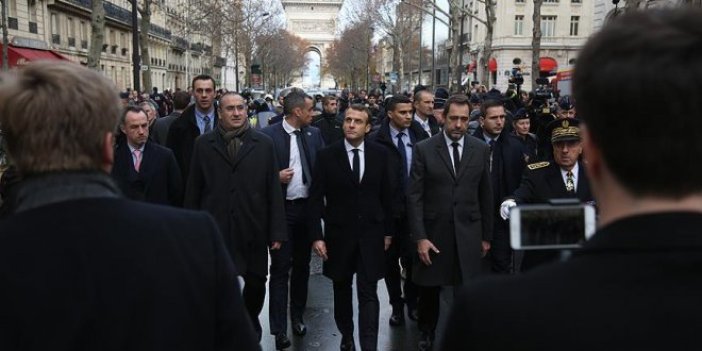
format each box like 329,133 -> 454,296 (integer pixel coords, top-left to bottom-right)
293,130 -> 311,184
203,115 -> 211,133
566,171 -> 575,193
396,132 -> 408,183
352,149 -> 360,184
452,142 -> 461,175
489,139 -> 496,173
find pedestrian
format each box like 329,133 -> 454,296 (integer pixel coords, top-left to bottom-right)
0,61 -> 258,350
407,94 -> 494,350
152,90 -> 190,146
511,108 -> 538,164
413,89 -> 440,137
441,8 -> 702,349
312,95 -> 343,144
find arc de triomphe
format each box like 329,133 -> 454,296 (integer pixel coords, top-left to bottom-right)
281,0 -> 343,89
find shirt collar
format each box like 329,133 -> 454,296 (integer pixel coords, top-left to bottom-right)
482,133 -> 499,143
344,139 -> 365,153
414,113 -> 428,125
443,132 -> 464,148
389,123 -> 407,139
127,143 -> 145,153
561,161 -> 580,176
282,118 -> 297,134
195,107 -> 214,120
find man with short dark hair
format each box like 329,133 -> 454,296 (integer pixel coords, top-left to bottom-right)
413,89 -> 440,137
441,9 -> 702,349
0,61 -> 258,350
111,106 -> 182,206
310,104 -> 394,351
312,95 -> 343,144
167,75 -> 218,186
153,90 -> 190,146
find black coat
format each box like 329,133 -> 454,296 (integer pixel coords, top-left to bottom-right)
166,105 -> 218,185
152,111 -> 180,146
0,197 -> 259,350
308,140 -> 394,282
111,141 -> 182,206
441,213 -> 702,351
184,129 -> 287,278
312,112 -> 344,145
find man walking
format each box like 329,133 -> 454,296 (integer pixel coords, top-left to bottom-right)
152,90 -> 190,146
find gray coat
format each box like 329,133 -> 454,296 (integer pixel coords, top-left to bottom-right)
184,128 -> 287,278
407,133 -> 494,286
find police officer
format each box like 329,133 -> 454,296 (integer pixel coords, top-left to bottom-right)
511,108 -> 538,163
500,118 -> 594,271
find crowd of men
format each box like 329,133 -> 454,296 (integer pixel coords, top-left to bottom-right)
0,8 -> 701,351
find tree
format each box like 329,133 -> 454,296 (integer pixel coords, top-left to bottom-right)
137,0 -> 153,92
325,21 -> 373,90
1,0 -> 8,71
87,0 -> 105,70
255,29 -> 308,90
531,0 -> 543,88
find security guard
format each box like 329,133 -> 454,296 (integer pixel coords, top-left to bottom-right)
500,118 -> 594,271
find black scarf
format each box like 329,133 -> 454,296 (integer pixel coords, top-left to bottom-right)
218,120 -> 250,161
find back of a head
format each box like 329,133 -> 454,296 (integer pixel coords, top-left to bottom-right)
0,61 -> 120,176
283,90 -> 309,116
172,91 -> 191,110
573,9 -> 702,198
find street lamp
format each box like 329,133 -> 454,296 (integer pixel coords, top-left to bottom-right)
366,26 -> 374,92
234,11 -> 270,93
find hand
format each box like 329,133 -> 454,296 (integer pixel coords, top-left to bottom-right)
417,239 -> 440,266
270,241 -> 282,250
481,240 -> 491,258
500,199 -> 517,220
384,236 -> 392,251
313,240 -> 328,261
279,168 -> 294,184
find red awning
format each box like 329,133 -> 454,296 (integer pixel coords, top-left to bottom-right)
488,58 -> 497,72
539,57 -> 558,73
467,61 -> 477,73
0,44 -> 67,67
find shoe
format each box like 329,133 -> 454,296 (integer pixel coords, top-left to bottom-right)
340,335 -> 355,351
275,333 -> 291,350
408,306 -> 419,321
418,331 -> 433,351
292,319 -> 307,336
389,307 -> 405,326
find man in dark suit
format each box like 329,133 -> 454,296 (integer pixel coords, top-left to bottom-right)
184,92 -> 287,341
472,99 -> 526,273
152,90 -> 190,146
413,88 -> 441,137
167,75 -> 218,186
112,106 -> 182,206
367,95 -> 428,326
261,90 -> 325,349
500,118 -> 593,271
407,94 -> 494,350
0,61 -> 258,350
310,104 -> 394,351
441,9 -> 702,349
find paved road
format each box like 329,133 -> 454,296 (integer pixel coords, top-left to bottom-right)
258,255 -> 420,351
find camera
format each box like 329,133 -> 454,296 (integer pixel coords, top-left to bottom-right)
510,201 -> 596,250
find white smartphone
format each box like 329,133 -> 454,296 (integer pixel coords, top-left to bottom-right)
510,204 -> 596,250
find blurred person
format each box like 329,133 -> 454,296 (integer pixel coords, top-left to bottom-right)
413,89 -> 440,137
152,90 -> 190,146
312,95 -> 343,144
511,108 -> 538,163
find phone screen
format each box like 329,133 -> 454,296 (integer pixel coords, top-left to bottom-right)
511,205 -> 595,250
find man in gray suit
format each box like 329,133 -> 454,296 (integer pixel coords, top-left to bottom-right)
152,91 -> 190,146
407,94 -> 494,351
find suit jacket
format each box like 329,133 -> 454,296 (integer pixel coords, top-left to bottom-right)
184,128 -> 287,278
441,212 -> 702,350
510,161 -> 593,204
260,121 -> 325,195
0,197 -> 259,350
152,111 -> 181,146
166,105 -> 218,185
407,133 -> 494,286
111,141 -> 182,206
308,140 -> 394,282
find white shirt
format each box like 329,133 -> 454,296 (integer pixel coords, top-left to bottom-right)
443,132 -> 464,171
282,119 -> 309,199
560,161 -> 580,192
127,143 -> 145,169
344,139 -> 365,181
414,113 -> 432,136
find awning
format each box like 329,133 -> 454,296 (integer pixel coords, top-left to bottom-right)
488,58 -> 497,72
0,44 -> 67,67
467,61 -> 477,73
539,57 -> 558,73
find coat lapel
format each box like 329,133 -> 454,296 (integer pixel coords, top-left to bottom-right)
335,142 -> 357,186
455,136 -> 475,180
435,136 -> 456,179
576,162 -> 591,200
209,132 -> 234,168
231,132 -> 256,170
546,164 -> 569,197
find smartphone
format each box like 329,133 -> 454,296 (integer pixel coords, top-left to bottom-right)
510,204 -> 596,250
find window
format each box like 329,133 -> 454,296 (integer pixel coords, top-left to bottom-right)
541,16 -> 557,37
544,0 -> 559,2
80,21 -> 88,49
27,0 -> 38,32
570,16 -> 580,36
514,15 -> 524,35
516,0 -> 525,3
7,0 -> 18,30
67,18 -> 76,47
51,13 -> 61,44
572,0 -> 581,3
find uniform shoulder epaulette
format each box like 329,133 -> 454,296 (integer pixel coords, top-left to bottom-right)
527,161 -> 550,170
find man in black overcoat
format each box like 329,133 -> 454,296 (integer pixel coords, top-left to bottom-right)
441,9 -> 702,349
184,92 -> 287,340
309,104 -> 395,351
0,61 -> 258,351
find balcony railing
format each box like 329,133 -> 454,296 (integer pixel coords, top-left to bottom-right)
172,36 -> 188,51
149,24 -> 172,40
190,42 -> 204,52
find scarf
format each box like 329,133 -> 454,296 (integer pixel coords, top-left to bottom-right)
218,120 -> 250,161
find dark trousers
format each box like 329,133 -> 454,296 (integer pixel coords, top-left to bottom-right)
417,286 -> 441,335
333,254 -> 380,351
383,217 -> 418,311
242,273 -> 267,341
269,199 -> 311,335
489,221 -> 514,273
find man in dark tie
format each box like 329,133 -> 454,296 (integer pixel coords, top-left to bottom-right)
111,106 -> 182,206
167,75 -> 218,186
367,95 -> 428,326
261,90 -> 325,350
407,94 -> 494,350
309,104 -> 394,351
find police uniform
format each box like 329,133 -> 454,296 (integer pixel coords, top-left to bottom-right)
510,108 -> 538,164
504,119 -> 594,271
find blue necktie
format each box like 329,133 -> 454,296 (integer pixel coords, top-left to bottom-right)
397,132 -> 408,185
